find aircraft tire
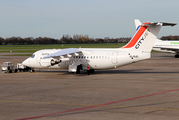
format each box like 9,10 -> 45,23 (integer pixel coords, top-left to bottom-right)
175,55 -> 179,58
76,65 -> 81,74
30,69 -> 35,73
90,69 -> 95,73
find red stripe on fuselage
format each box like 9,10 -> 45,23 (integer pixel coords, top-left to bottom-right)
123,25 -> 148,48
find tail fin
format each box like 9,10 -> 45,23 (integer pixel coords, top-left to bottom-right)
134,19 -> 142,30
122,20 -> 176,53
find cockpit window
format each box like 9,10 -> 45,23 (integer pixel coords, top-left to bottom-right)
31,54 -> 35,58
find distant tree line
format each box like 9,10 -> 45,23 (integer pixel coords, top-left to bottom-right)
0,34 -> 131,45
161,35 -> 179,40
0,35 -> 178,45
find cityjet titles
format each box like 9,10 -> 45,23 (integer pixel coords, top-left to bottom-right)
135,30 -> 149,49
42,53 -> 50,55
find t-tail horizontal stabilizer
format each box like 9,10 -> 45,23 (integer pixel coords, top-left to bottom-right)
135,19 -> 176,30
123,20 -> 176,53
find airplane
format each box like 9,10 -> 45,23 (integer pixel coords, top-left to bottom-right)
153,39 -> 179,58
22,20 -> 176,74
135,19 -> 179,58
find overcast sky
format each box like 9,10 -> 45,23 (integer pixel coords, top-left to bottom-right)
0,0 -> 178,39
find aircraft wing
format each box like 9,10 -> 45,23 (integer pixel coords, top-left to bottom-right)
153,46 -> 179,53
43,48 -> 81,59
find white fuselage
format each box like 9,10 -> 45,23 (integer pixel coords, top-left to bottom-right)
153,39 -> 179,54
22,48 -> 150,70
22,20 -> 176,72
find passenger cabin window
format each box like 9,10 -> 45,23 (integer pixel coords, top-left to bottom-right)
31,54 -> 35,58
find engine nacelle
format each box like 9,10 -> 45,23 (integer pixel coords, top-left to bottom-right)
50,59 -> 61,66
40,59 -> 61,67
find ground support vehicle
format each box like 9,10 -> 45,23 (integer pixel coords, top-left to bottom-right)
1,62 -> 17,73
17,63 -> 31,72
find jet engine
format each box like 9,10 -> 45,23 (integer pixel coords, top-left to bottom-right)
40,59 -> 61,67
50,59 -> 61,66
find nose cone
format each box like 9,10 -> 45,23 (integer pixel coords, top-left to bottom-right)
22,58 -> 30,66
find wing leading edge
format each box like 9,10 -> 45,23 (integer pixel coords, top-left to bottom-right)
43,48 -> 81,59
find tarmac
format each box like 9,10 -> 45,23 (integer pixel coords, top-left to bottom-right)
0,52 -> 179,120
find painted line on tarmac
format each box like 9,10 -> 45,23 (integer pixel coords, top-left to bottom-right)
1,100 -> 179,112
14,88 -> 179,120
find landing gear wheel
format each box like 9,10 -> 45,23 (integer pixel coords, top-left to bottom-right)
90,69 -> 95,73
76,65 -> 81,74
30,69 -> 35,73
87,69 -> 95,75
175,55 -> 179,58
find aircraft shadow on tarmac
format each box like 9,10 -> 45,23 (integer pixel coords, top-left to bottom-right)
34,69 -> 179,75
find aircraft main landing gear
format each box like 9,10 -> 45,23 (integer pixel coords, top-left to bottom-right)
175,53 -> 179,58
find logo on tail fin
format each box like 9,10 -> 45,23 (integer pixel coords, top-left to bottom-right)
123,25 -> 148,49
136,25 -> 140,31
135,30 -> 149,49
